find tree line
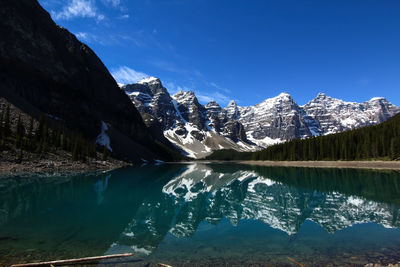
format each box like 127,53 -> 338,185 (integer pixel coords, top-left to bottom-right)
0,104 -> 109,162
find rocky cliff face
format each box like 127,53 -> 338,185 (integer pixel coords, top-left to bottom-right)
123,78 -> 399,158
237,93 -> 321,146
122,78 -> 253,158
302,93 -> 400,135
0,0 -> 175,161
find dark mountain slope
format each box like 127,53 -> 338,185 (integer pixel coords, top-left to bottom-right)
0,0 -> 178,161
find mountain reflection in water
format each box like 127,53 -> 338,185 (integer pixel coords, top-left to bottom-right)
0,163 -> 399,266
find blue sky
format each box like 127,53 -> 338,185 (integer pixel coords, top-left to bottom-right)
39,0 -> 400,107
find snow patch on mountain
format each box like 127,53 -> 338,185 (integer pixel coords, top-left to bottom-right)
137,76 -> 160,84
96,121 -> 112,151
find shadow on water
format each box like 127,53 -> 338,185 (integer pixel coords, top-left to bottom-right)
0,163 -> 399,266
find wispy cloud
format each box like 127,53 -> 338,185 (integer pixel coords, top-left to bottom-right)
76,32 -> 90,42
151,60 -> 203,77
196,91 -> 232,106
75,31 -> 109,45
101,0 -> 120,8
96,14 -> 105,22
164,81 -> 232,106
195,94 -> 214,103
151,60 -> 184,74
209,82 -> 231,93
51,0 -> 104,21
164,81 -> 193,95
111,66 -> 150,84
118,14 -> 130,19
74,31 -> 144,47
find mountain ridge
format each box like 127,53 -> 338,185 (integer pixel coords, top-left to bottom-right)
122,76 -> 400,158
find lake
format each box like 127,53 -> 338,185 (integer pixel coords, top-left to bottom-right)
1,163 -> 400,266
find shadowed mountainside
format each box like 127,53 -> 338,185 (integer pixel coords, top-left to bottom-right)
0,0 -> 181,162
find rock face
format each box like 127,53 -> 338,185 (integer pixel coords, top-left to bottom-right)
0,0 -> 175,161
237,93 -> 321,146
124,77 -> 177,130
123,78 -> 253,158
124,78 -> 399,158
302,93 -> 400,135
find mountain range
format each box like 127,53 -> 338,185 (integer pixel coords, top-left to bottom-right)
1,0 -> 399,163
122,78 -> 400,158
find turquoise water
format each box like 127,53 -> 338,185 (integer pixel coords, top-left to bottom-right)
1,163 -> 400,266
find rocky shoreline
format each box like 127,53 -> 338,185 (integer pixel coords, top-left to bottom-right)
0,158 -> 130,176
365,263 -> 400,267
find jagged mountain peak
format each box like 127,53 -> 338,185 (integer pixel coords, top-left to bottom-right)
315,92 -> 328,99
303,94 -> 343,110
172,91 -> 200,108
122,77 -> 168,97
306,93 -> 361,107
137,76 -> 161,85
205,100 -> 222,109
225,100 -> 240,120
255,92 -> 296,110
278,92 -> 292,98
262,92 -> 293,103
174,90 -> 195,96
173,90 -> 196,100
227,100 -> 238,107
368,96 -> 387,102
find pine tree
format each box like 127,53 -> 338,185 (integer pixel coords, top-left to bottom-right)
102,146 -> 109,161
16,149 -> 23,163
15,115 -> 25,148
0,108 -> 3,136
71,135 -> 79,161
3,104 -> 10,137
25,116 -> 34,151
391,137 -> 400,160
28,116 -> 33,138
0,108 -> 3,148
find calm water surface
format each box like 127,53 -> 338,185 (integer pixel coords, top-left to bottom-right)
1,163 -> 400,266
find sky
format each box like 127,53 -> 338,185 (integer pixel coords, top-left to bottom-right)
38,0 -> 400,107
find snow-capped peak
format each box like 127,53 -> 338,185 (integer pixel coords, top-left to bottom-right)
172,91 -> 198,106
173,90 -> 195,97
227,100 -> 237,107
278,92 -> 291,98
369,97 -> 386,102
257,92 -> 294,107
137,76 -> 160,84
205,100 -> 221,109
